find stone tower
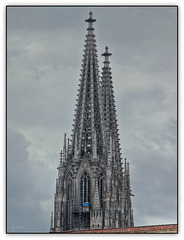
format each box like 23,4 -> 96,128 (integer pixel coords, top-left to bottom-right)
50,12 -> 134,232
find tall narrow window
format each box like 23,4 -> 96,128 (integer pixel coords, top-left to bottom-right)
98,172 -> 104,207
80,172 -> 91,205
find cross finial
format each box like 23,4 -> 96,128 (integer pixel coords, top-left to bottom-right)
102,45 -> 112,57
85,11 -> 96,23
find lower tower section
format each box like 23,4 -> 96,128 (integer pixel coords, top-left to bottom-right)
50,149 -> 134,232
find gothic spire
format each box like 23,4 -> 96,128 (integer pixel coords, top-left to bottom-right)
71,12 -> 104,159
101,46 -> 121,167
51,13 -> 134,232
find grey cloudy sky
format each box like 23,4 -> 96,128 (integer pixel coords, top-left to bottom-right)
7,6 -> 177,233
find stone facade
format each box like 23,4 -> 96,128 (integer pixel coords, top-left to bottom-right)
50,12 -> 134,232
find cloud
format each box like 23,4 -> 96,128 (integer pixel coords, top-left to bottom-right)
129,147 -> 177,226
7,28 -> 81,131
7,128 -> 57,232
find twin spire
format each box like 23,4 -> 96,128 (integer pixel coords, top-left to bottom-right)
51,12 -> 134,232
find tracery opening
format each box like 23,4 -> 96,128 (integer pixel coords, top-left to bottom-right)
80,171 -> 91,204
98,172 -> 105,208
80,171 -> 91,229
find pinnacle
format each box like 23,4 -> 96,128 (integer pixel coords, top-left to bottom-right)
101,44 -> 122,167
102,46 -> 112,57
85,11 -> 96,23
93,181 -> 101,210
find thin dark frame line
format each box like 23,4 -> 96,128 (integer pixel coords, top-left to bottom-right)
6,5 -> 178,7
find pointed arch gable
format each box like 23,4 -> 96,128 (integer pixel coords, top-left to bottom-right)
77,158 -> 93,180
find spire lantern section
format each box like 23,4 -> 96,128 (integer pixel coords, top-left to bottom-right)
101,46 -> 122,173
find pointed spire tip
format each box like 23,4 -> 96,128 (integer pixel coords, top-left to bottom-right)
102,46 -> 112,57
85,11 -> 96,23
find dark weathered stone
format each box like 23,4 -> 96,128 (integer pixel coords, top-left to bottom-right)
50,12 -> 134,232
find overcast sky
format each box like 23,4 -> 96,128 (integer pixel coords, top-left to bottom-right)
7,6 -> 177,233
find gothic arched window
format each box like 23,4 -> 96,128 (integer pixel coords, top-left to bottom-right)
98,172 -> 105,207
80,171 -> 91,204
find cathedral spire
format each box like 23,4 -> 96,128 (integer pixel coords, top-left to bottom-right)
71,12 -> 104,159
51,13 -> 134,232
101,46 -> 121,168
